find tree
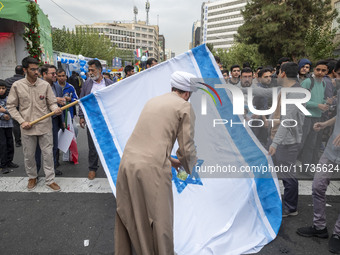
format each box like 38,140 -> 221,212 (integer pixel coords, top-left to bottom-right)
206,43 -> 215,55
237,0 -> 338,64
305,24 -> 340,62
216,43 -> 266,70
52,27 -> 135,65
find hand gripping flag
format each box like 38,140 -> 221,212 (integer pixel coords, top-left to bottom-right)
79,45 -> 282,255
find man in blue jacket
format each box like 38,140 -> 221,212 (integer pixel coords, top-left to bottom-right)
79,60 -> 114,180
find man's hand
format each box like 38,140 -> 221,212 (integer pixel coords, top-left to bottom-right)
268,146 -> 276,156
333,134 -> 340,147
3,114 -> 10,120
56,97 -> 66,106
79,118 -> 86,129
170,157 -> 182,172
318,104 -> 329,112
314,122 -> 326,132
0,106 -> 6,113
21,121 -> 31,130
326,97 -> 335,105
54,107 -> 62,116
64,96 -> 72,102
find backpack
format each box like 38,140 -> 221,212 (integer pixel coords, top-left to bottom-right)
307,77 -> 325,92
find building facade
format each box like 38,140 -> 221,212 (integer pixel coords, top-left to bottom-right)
191,20 -> 201,49
158,34 -> 165,61
76,21 -> 160,60
201,0 -> 248,50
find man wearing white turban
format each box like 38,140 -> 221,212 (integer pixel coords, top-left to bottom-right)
115,71 -> 198,255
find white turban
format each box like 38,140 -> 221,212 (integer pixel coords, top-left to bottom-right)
170,71 -> 198,92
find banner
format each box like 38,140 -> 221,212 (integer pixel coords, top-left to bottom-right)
79,44 -> 282,254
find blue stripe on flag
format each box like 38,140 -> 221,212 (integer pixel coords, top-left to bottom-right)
80,94 -> 121,185
191,44 -> 281,235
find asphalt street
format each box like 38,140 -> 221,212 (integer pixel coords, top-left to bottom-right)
1,121 -> 340,255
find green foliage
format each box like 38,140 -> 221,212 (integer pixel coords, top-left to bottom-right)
305,24 -> 340,62
52,27 -> 135,66
23,2 -> 42,63
206,43 -> 215,54
237,0 -> 338,64
216,43 -> 266,70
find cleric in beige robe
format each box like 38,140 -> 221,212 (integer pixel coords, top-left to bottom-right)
115,71 -> 198,255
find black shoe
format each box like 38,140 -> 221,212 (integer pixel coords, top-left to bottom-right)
297,225 -> 329,238
1,168 -> 9,174
7,162 -> 19,168
54,169 -> 63,176
329,234 -> 340,254
15,142 -> 22,147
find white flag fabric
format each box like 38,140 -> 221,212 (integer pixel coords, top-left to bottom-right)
79,45 -> 282,255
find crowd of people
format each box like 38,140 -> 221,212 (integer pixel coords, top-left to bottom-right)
2,53 -> 340,253
216,55 -> 340,254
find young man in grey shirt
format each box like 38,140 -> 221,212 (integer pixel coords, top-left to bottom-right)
297,59 -> 340,254
268,62 -> 305,217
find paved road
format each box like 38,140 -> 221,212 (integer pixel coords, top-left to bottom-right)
1,122 -> 340,254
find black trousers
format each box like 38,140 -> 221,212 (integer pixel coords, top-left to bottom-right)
12,119 -> 21,144
0,127 -> 14,168
87,128 -> 99,171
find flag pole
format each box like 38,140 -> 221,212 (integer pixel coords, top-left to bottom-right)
29,100 -> 79,126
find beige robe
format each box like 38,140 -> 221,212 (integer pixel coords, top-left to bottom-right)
115,92 -> 197,255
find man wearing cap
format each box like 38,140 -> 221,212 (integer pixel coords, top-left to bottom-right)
114,71 -> 198,255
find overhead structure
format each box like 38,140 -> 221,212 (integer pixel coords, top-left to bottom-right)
145,0 -> 150,25
133,6 -> 138,24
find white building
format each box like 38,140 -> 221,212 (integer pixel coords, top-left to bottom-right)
165,48 -> 175,60
201,0 -> 248,50
76,21 -> 160,60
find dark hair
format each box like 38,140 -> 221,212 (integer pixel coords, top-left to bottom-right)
334,59 -> 340,73
315,60 -> 329,68
171,87 -> 186,93
264,65 -> 275,72
326,60 -> 337,75
221,69 -> 229,76
15,65 -> 24,75
258,68 -> 271,78
88,59 -> 102,72
278,57 -> 291,65
243,62 -> 251,68
57,68 -> 66,74
230,65 -> 240,72
146,58 -> 157,67
124,65 -> 134,75
214,56 -> 221,64
0,79 -> 6,88
241,67 -> 253,75
22,56 -> 39,69
40,64 -> 57,76
280,62 -> 298,78
256,66 -> 263,72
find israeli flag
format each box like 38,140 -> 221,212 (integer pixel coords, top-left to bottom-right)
79,45 -> 282,255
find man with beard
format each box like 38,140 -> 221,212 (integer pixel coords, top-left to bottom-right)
114,71 -> 197,255
7,57 -> 62,191
79,59 -> 114,180
35,64 -> 65,176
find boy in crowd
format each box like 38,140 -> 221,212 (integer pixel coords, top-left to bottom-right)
0,80 -> 18,174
